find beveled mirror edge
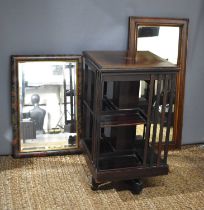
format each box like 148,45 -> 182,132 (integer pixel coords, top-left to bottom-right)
11,55 -> 83,158
128,16 -> 189,149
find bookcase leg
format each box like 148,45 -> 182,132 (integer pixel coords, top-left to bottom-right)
91,177 -> 99,191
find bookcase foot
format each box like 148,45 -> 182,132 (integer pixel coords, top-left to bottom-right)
91,177 -> 100,191
126,179 -> 143,194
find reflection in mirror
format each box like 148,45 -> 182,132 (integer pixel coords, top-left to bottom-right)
12,56 -> 81,156
137,26 -> 180,64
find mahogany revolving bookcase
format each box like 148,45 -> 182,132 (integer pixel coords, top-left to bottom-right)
81,51 -> 178,193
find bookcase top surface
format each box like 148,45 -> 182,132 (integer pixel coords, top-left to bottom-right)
83,51 -> 179,72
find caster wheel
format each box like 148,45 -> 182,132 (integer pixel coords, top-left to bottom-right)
91,177 -> 99,191
130,179 -> 143,194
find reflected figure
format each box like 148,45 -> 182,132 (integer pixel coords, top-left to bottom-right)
29,94 -> 46,133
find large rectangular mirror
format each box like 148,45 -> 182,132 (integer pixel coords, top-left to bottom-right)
128,17 -> 188,149
11,55 -> 82,157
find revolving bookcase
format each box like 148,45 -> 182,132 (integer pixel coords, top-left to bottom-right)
81,51 -> 178,193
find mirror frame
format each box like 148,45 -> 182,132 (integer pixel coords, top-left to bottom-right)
11,55 -> 82,158
128,17 -> 189,149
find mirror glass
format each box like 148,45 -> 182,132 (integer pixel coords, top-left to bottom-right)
137,26 -> 180,64
17,59 -> 79,153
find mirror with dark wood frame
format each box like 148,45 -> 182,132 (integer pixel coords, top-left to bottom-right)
11,55 -> 82,157
128,17 -> 188,149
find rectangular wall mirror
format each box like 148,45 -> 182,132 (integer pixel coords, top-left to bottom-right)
11,55 -> 82,157
128,17 -> 188,149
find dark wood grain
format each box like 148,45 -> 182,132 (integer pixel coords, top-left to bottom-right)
143,75 -> 155,166
164,75 -> 176,163
83,51 -> 178,71
82,51 -> 178,189
157,75 -> 169,166
150,75 -> 162,166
